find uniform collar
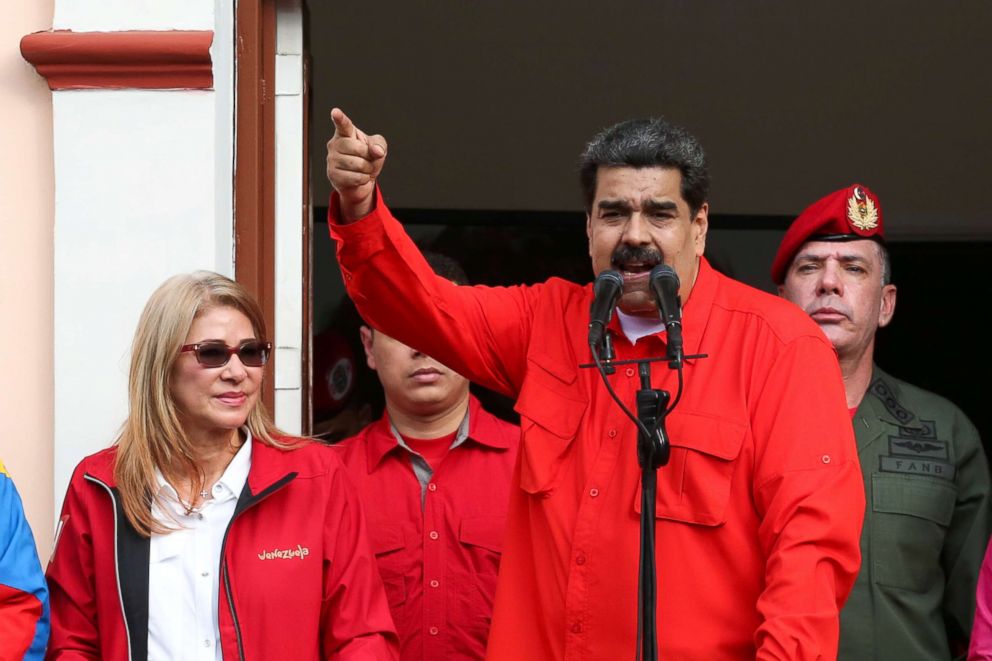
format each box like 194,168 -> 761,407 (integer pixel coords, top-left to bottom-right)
365,394 -> 510,470
857,364 -> 918,429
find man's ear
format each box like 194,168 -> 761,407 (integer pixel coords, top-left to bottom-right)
692,202 -> 709,257
878,284 -> 897,328
586,212 -> 594,259
359,325 -> 377,370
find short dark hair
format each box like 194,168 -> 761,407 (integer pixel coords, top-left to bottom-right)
422,250 -> 470,286
579,118 -> 710,217
876,242 -> 892,286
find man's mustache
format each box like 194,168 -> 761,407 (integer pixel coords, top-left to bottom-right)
610,245 -> 663,270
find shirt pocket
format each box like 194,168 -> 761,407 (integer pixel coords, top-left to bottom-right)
870,472 -> 956,592
459,514 -> 506,577
369,523 -> 408,606
635,411 -> 747,526
447,515 -> 505,643
513,363 -> 587,495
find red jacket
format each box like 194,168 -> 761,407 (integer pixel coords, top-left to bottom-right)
329,194 -> 865,660
334,396 -> 519,660
46,438 -> 399,660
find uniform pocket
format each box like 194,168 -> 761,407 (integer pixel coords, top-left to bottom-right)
513,364 -> 587,495
635,411 -> 746,526
369,523 -> 408,606
871,472 -> 956,591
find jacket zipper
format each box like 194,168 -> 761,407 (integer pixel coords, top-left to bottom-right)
219,473 -> 297,660
84,475 -> 133,661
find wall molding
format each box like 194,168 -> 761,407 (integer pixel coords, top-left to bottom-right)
20,30 -> 213,90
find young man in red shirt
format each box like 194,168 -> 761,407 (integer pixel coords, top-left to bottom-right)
334,253 -> 520,661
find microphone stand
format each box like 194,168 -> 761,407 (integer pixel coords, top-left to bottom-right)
581,336 -> 705,661
635,360 -> 669,661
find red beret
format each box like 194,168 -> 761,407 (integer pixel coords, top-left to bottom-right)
770,183 -> 884,284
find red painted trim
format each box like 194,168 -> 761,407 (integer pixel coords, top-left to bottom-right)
20,30 -> 213,90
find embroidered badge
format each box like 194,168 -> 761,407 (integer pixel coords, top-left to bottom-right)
869,379 -> 914,424
848,186 -> 879,231
879,456 -> 955,480
889,436 -> 948,460
897,419 -> 937,439
258,544 -> 311,560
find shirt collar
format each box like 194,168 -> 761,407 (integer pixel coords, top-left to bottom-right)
365,395 -> 510,469
215,428 -> 252,500
152,428 -> 253,501
605,256 -> 717,362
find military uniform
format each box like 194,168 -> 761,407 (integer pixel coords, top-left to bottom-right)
839,366 -> 991,660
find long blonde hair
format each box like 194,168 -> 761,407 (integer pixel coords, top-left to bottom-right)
114,271 -> 291,536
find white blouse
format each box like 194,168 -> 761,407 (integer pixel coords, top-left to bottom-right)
147,432 -> 252,661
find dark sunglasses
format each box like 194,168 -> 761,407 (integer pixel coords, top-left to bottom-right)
179,340 -> 272,368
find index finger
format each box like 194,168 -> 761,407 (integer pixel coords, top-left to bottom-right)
331,108 -> 358,139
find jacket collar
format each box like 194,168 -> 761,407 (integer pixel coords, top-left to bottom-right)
85,435 -> 301,497
365,395 -> 510,471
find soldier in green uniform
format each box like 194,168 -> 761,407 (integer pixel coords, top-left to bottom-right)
772,183 -> 991,659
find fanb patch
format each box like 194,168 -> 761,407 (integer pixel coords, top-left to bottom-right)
889,436 -> 948,460
879,456 -> 955,481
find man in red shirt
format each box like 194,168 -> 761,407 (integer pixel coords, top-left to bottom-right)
325,109 -> 865,659
334,252 -> 520,661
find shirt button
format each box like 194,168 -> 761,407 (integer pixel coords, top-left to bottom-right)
821,454 -> 831,464
429,531 -> 439,540
625,367 -> 635,377
203,640 -> 211,648
571,623 -> 582,634
201,571 -> 209,577
429,626 -> 439,636
430,579 -> 440,588
608,428 -> 617,438
428,483 -> 437,492
575,554 -> 586,565
589,488 -> 599,498
214,484 -> 222,492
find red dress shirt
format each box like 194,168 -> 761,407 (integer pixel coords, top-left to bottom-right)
334,396 -> 520,661
329,193 -> 865,660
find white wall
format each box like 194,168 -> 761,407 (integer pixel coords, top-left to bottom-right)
273,0 -> 305,435
51,0 -> 235,514
54,0 -> 212,31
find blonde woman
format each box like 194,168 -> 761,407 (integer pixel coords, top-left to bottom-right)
46,271 -> 398,660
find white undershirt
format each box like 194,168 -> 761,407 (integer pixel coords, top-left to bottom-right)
616,309 -> 666,345
147,430 -> 252,661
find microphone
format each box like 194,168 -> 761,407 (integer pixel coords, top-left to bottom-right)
588,269 -> 624,350
649,264 -> 684,367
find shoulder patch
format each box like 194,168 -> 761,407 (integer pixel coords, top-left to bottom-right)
869,378 -> 915,425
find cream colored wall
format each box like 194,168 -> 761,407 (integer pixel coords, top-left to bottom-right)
0,0 -> 55,560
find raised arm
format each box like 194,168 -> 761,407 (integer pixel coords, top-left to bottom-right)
325,109 -> 548,397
